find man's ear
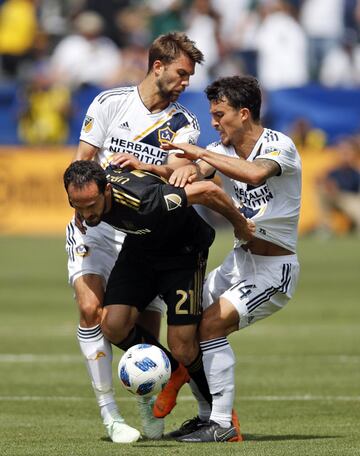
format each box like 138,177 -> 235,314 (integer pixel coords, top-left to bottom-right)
240,107 -> 250,121
153,59 -> 164,76
105,183 -> 112,197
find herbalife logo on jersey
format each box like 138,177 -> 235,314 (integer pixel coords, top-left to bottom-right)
119,121 -> 130,130
164,193 -> 183,211
234,183 -> 274,211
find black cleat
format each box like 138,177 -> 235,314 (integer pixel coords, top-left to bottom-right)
163,416 -> 206,439
176,420 -> 239,443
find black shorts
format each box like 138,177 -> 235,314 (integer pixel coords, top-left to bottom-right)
103,246 -> 208,326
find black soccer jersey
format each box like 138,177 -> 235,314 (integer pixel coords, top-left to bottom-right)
102,167 -> 215,254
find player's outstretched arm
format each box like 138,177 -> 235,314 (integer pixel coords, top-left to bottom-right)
164,143 -> 216,186
164,142 -> 280,186
110,152 -> 193,181
184,180 -> 255,242
162,141 -> 204,161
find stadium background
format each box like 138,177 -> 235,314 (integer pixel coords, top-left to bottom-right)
0,1 -> 359,454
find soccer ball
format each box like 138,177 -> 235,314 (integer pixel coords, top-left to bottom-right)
118,344 -> 171,397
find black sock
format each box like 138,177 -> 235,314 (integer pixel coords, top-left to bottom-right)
114,324 -> 179,373
186,351 -> 212,407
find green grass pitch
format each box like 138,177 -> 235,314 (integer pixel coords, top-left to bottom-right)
0,232 -> 359,456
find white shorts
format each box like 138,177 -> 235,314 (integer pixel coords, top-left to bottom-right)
65,219 -> 165,314
203,246 -> 300,329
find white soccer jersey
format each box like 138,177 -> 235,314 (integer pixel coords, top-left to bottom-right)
207,128 -> 301,252
80,86 -> 200,168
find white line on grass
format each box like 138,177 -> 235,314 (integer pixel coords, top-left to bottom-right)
1,395 -> 359,402
1,354 -> 360,363
0,354 -> 82,362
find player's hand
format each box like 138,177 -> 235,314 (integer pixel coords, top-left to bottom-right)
169,163 -> 199,187
234,218 -> 256,242
110,153 -> 143,170
74,211 -> 87,234
162,142 -> 203,161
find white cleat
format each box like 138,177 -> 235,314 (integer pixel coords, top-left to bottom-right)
137,396 -> 164,440
104,418 -> 141,443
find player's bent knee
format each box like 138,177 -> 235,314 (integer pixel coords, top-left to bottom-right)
101,318 -> 131,345
170,348 -> 195,366
78,302 -> 102,326
168,325 -> 198,365
169,340 -> 198,365
199,309 -> 227,340
74,275 -> 104,326
101,325 -> 130,345
199,299 -> 239,340
136,310 -> 161,340
199,316 -> 220,340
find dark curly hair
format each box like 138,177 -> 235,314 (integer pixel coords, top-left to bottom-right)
205,75 -> 262,122
63,160 -> 107,193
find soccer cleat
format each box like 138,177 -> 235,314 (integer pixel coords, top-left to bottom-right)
104,418 -> 141,443
137,395 -> 164,439
153,364 -> 190,417
230,409 -> 244,442
163,416 -> 206,439
176,420 -> 238,443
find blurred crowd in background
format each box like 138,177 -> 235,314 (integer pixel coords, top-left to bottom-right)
0,0 -> 359,237
1,0 -> 360,90
1,0 -> 360,133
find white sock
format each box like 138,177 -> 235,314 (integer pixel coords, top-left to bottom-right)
188,379 -> 212,421
77,325 -> 121,423
200,337 -> 235,428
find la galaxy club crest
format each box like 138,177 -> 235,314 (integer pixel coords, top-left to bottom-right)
158,125 -> 175,145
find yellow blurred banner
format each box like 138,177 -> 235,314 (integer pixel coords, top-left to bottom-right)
0,146 -> 342,236
298,147 -> 340,235
0,147 -> 75,234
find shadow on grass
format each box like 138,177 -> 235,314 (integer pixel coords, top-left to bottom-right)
101,437 -> 179,446
243,434 -> 341,442
133,443 -> 181,447
101,435 -> 341,445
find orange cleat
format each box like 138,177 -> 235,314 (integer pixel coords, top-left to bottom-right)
228,409 -> 244,442
153,364 -> 190,418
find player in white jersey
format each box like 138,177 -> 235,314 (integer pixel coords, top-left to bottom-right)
162,75 -> 301,442
65,32 -> 204,443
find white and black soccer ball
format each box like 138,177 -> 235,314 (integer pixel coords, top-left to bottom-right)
118,344 -> 171,397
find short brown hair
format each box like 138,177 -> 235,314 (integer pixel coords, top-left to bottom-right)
147,32 -> 204,71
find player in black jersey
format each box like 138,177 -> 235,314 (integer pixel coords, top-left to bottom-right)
68,32 -> 205,443
64,160 -> 254,412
